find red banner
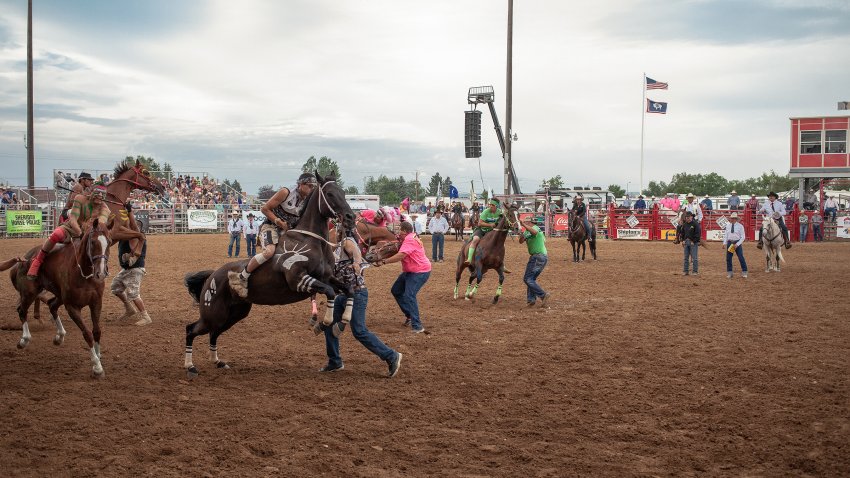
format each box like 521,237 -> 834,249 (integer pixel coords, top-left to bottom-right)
553,214 -> 569,231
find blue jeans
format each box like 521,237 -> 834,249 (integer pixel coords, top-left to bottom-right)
431,233 -> 444,261
523,254 -> 548,302
813,224 -> 822,241
391,271 -> 430,330
824,207 -> 837,221
323,288 -> 397,368
245,234 -> 257,256
683,240 -> 699,273
227,233 -> 241,257
726,245 -> 747,272
799,224 -> 808,243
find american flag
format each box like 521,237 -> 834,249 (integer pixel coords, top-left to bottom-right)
646,77 -> 668,90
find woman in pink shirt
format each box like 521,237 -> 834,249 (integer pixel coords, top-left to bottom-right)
374,222 -> 431,333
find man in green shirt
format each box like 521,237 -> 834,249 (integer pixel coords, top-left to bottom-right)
519,218 -> 550,307
464,198 -> 502,266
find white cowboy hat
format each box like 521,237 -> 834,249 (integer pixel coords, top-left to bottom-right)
686,193 -> 695,198
730,212 -> 739,219
704,194 -> 710,198
731,190 -> 737,194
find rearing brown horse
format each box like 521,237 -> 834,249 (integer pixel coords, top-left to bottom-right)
2,220 -> 113,377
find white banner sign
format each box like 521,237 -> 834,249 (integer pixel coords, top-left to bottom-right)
706,229 -> 725,241
837,216 -> 850,239
617,228 -> 650,240
626,214 -> 639,227
716,215 -> 729,230
188,209 -> 219,229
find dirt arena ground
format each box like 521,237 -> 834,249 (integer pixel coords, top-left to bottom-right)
0,234 -> 847,477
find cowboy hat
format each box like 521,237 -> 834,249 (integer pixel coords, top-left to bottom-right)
730,212 -> 739,219
78,172 -> 94,180
767,191 -> 778,198
686,192 -> 695,198
231,210 -> 240,215
730,190 -> 737,194
704,194 -> 710,198
246,213 -> 254,218
751,193 -> 757,197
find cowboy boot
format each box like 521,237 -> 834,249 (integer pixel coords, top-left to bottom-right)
116,293 -> 138,321
134,310 -> 152,326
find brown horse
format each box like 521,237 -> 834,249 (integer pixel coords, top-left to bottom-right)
450,211 -> 465,241
71,160 -> 164,263
2,220 -> 112,377
454,203 -> 520,303
182,173 -> 355,379
568,210 -> 597,262
363,240 -> 400,263
354,219 -> 398,254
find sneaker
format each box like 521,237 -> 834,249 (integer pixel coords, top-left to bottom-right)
387,353 -> 402,378
412,327 -> 425,334
540,292 -> 551,307
742,271 -> 748,278
527,300 -> 536,307
726,272 -> 733,279
403,318 -> 411,327
683,271 -> 690,276
319,363 -> 344,373
692,272 -> 699,276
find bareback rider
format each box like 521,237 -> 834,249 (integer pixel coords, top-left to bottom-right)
757,191 -> 792,249
61,172 -> 94,222
230,173 -> 317,297
570,195 -> 593,238
28,183 -> 111,279
464,198 -> 501,266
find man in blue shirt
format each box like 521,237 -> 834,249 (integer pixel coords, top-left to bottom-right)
700,194 -> 713,211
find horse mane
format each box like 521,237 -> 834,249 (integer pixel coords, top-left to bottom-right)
113,161 -> 133,179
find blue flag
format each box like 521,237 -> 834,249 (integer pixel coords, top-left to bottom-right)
448,185 -> 459,199
646,99 -> 668,114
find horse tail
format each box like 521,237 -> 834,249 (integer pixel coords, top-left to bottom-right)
184,270 -> 214,302
0,257 -> 25,272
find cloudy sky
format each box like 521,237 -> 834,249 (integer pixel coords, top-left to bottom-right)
0,0 -> 848,195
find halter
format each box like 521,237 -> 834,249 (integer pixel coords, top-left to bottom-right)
288,180 -> 343,247
72,228 -> 108,280
491,206 -> 519,232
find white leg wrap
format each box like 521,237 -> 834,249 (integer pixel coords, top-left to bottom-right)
323,302 -> 334,326
90,347 -> 104,376
342,298 -> 354,324
19,322 -> 31,348
254,253 -> 269,266
210,344 -> 219,364
184,346 -> 194,369
94,342 -> 101,359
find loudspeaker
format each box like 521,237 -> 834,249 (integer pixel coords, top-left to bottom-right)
465,110 -> 482,158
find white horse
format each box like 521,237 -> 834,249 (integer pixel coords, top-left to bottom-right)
761,216 -> 785,272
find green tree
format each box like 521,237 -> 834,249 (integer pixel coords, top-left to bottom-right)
541,175 -> 564,190
607,184 -> 625,197
364,175 -> 419,206
344,185 -> 359,195
257,185 -> 276,200
427,173 -> 443,196
443,176 -> 454,197
301,155 -> 344,187
231,179 -> 242,193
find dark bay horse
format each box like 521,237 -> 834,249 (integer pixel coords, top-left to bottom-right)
182,173 -> 355,379
454,203 -> 520,303
2,220 -> 112,377
450,212 -> 465,241
568,210 -> 597,262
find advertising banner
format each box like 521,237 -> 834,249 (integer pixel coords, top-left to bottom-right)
837,216 -> 850,239
661,229 -> 677,241
616,228 -> 650,240
706,229 -> 725,241
552,214 -> 569,231
5,210 -> 43,233
187,209 -> 218,230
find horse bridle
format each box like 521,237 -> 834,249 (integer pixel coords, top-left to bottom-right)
72,228 -> 109,280
288,180 -> 345,247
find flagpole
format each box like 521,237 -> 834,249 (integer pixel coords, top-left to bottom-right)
640,72 -> 646,195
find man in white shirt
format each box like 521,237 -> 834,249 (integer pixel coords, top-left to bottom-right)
427,210 -> 449,262
227,211 -> 244,257
757,191 -> 791,249
723,212 -> 748,278
681,193 -> 704,223
823,195 -> 838,222
243,213 -> 260,257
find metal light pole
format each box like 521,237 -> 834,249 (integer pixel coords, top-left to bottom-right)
504,0 -> 513,196
26,0 -> 35,190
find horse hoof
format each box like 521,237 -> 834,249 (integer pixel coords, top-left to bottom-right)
53,335 -> 64,346
492,296 -> 500,304
215,361 -> 230,370
312,322 -> 323,335
187,366 -> 199,379
17,339 -> 29,349
91,369 -> 105,379
332,323 -> 346,338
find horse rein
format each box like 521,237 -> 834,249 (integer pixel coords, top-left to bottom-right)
288,180 -> 343,247
71,229 -> 108,280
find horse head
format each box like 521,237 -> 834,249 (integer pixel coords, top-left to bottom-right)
315,171 -> 355,231
84,218 -> 112,280
364,240 -> 400,263
501,202 -> 521,234
112,159 -> 166,197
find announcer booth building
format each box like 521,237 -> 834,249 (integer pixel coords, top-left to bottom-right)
789,115 -> 850,202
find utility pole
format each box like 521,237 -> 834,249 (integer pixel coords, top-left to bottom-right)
504,0 -> 513,196
26,0 -> 35,190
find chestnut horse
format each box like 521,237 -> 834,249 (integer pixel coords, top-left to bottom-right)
454,203 -> 520,303
182,173 -> 355,379
2,221 -> 112,377
354,219 -> 398,254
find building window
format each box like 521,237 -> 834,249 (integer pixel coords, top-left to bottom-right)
800,131 -> 821,154
825,130 -> 847,153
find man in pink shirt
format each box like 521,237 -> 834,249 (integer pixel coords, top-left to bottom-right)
374,221 -> 431,333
